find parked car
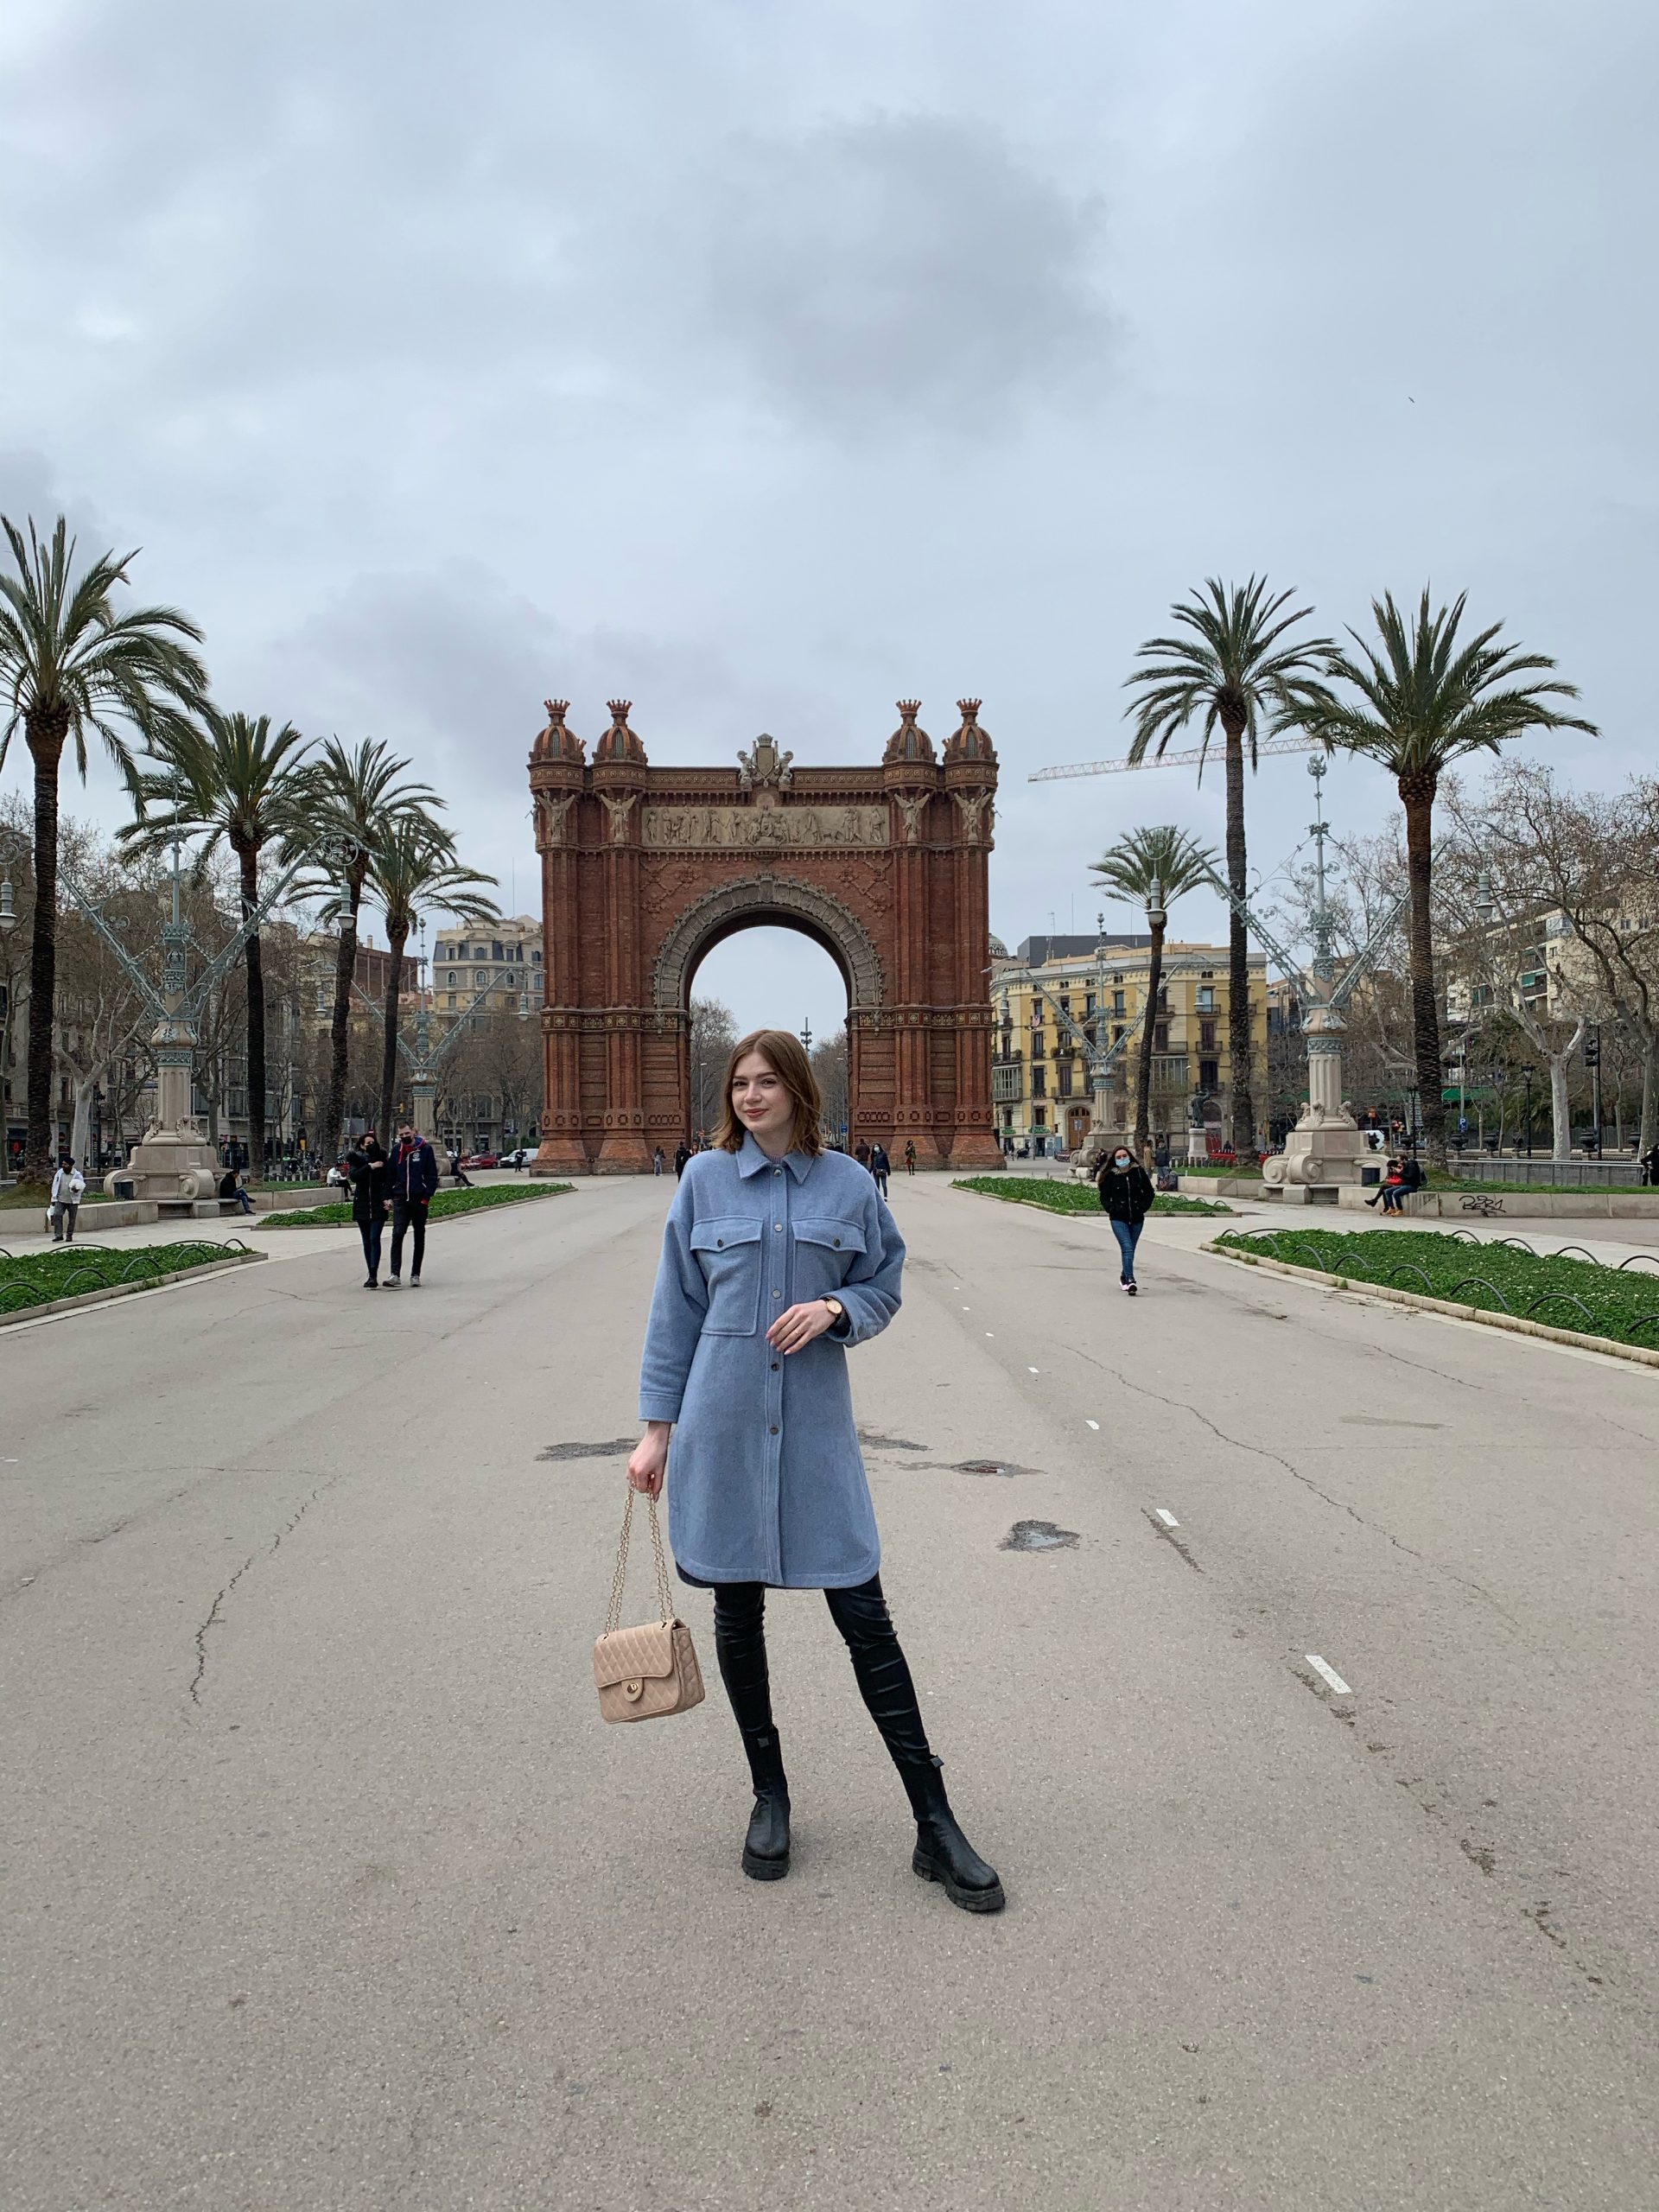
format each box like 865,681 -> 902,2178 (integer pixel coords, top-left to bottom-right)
460,1152 -> 499,1170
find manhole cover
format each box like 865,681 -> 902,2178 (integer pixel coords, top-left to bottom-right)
537,1439 -> 635,1462
1000,1520 -> 1079,1552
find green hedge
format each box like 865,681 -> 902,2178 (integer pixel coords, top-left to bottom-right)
1214,1226 -> 1659,1350
953,1176 -> 1231,1217
257,1182 -> 572,1228
0,1239 -> 253,1314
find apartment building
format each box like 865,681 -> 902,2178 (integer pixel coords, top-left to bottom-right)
990,932 -> 1268,1154
430,914 -> 543,1017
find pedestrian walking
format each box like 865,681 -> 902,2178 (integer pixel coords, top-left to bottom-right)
652,1146 -> 665,1176
1641,1143 -> 1659,1188
1096,1142 -> 1155,1294
674,1141 -> 691,1179
854,1139 -> 871,1170
346,1133 -> 389,1287
448,1144 -> 472,1188
628,1027 -> 1003,1913
385,1122 -> 439,1287
868,1141 -> 891,1198
49,1155 -> 86,1243
903,1139 -> 917,1177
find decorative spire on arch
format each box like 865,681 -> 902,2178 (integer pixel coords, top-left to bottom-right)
944,698 -> 995,765
882,699 -> 935,765
594,699 -> 648,766
533,698 -> 586,763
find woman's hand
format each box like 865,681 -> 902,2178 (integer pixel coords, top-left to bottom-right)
628,1422 -> 671,1497
766,1299 -> 837,1356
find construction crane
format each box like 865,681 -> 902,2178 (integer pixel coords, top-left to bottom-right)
1028,735 -> 1321,782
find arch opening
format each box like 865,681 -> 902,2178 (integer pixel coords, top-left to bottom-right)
685,922 -> 851,1144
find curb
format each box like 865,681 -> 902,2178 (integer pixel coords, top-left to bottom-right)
0,1250 -> 267,1332
250,1187 -> 574,1230
1202,1242 -> 1659,1374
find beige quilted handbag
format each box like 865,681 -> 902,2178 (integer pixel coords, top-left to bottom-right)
594,1489 -> 706,1724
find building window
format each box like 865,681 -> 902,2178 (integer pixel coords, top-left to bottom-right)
532,950 -> 542,965
1058,1062 -> 1073,1097
1154,1022 -> 1169,1052
1197,986 -> 1215,1013
1033,1106 -> 1047,1128
1112,989 -> 1125,1015
1031,1065 -> 1046,1097
493,942 -> 505,962
446,994 -> 457,1009
1199,1020 -> 1217,1051
1199,1058 -> 1219,1090
447,970 -> 458,987
474,970 -> 487,988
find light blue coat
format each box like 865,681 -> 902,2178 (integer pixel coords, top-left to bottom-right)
638,1134 -> 906,1587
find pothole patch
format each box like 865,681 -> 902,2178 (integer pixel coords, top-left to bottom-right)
537,1439 -> 636,1462
1000,1520 -> 1079,1552
857,1429 -> 929,1452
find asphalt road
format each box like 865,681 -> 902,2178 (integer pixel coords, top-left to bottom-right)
3,1174 -> 1656,2210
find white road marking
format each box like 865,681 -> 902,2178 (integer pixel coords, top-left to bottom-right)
1085,1419 -> 1100,1431
1155,1508 -> 1179,1528
985,1332 -> 995,1338
1305,1654 -> 1352,1697
1027,1366 -> 1039,1375
962,1306 -> 971,1311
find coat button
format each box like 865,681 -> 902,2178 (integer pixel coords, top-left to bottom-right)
771,1361 -> 779,1371
715,1238 -> 723,1247
772,1287 -> 783,1298
774,1223 -> 782,1230
833,1236 -> 841,1247
769,1424 -> 779,1435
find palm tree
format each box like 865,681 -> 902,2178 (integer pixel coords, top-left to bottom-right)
1090,825 -> 1220,1160
1124,577 -> 1331,1155
365,817 -> 499,1139
124,710 -> 313,1173
0,516 -> 207,1182
1281,590 -> 1595,1169
308,737 -> 442,1162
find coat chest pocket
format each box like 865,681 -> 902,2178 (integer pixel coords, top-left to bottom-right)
791,1216 -> 866,1303
690,1217 -> 765,1335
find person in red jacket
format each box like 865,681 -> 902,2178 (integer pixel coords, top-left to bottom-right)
385,1123 -> 441,1288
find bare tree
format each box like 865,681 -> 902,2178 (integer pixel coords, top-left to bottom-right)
688,996 -> 736,1139
810,1025 -> 849,1138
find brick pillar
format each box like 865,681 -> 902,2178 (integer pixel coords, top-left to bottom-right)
529,704 -> 590,1175
592,703 -> 652,1173
944,702 -> 1003,1169
881,702 -> 946,1164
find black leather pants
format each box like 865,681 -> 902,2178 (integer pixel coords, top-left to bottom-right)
712,1576 -> 932,1769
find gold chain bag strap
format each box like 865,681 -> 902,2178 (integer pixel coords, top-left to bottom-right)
594,1489 -> 706,1724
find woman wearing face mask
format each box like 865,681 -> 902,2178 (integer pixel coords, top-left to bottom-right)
1096,1143 -> 1156,1294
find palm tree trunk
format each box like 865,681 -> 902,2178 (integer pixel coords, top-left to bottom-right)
23,707 -> 68,1185
323,874 -> 363,1161
1399,771 -> 1447,1172
1134,919 -> 1165,1159
237,841 -> 267,1175
1221,719 -> 1255,1155
378,920 -> 407,1140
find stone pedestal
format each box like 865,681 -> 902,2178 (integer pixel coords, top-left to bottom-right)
105,1023 -> 223,1210
412,1077 -> 437,1143
1262,1007 -> 1370,1193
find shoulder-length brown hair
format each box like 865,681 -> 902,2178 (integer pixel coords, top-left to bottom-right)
712,1028 -> 824,1156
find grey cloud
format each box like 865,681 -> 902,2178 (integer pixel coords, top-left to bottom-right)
696,114 -> 1113,435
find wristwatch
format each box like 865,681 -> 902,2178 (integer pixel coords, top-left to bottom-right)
822,1297 -> 845,1325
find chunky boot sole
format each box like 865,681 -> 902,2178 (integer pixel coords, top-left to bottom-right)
912,1844 -> 1006,1913
741,1843 -> 791,1882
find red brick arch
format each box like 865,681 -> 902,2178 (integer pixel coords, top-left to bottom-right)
528,701 -> 1002,1173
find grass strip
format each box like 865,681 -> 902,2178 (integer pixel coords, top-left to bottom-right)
953,1175 -> 1231,1218
0,1238 -> 257,1315
1213,1225 -> 1659,1351
257,1181 -> 572,1228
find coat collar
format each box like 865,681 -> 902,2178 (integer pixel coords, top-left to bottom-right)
736,1132 -> 815,1183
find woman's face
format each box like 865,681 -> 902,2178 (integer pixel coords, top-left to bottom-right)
732,1052 -> 794,1146
1112,1149 -> 1132,1170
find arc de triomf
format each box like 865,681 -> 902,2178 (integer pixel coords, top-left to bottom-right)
527,696 -> 1002,1173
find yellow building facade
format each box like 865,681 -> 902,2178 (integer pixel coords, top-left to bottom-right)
990,932 -> 1269,1156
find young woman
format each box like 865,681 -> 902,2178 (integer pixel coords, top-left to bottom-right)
628,1029 -> 1003,1913
1095,1143 -> 1155,1294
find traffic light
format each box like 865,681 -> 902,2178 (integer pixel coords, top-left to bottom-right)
1583,1039 -> 1600,1068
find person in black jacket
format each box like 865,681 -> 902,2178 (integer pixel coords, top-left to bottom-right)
345,1133 -> 389,1288
385,1123 -> 440,1287
1096,1143 -> 1156,1294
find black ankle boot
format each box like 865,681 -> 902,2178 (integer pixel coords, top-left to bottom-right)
740,1730 -> 791,1881
899,1754 -> 1005,1913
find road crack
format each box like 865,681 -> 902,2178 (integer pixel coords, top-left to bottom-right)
187,1479 -> 340,1707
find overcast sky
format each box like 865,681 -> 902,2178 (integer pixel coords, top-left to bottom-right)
3,0 -> 1651,1042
